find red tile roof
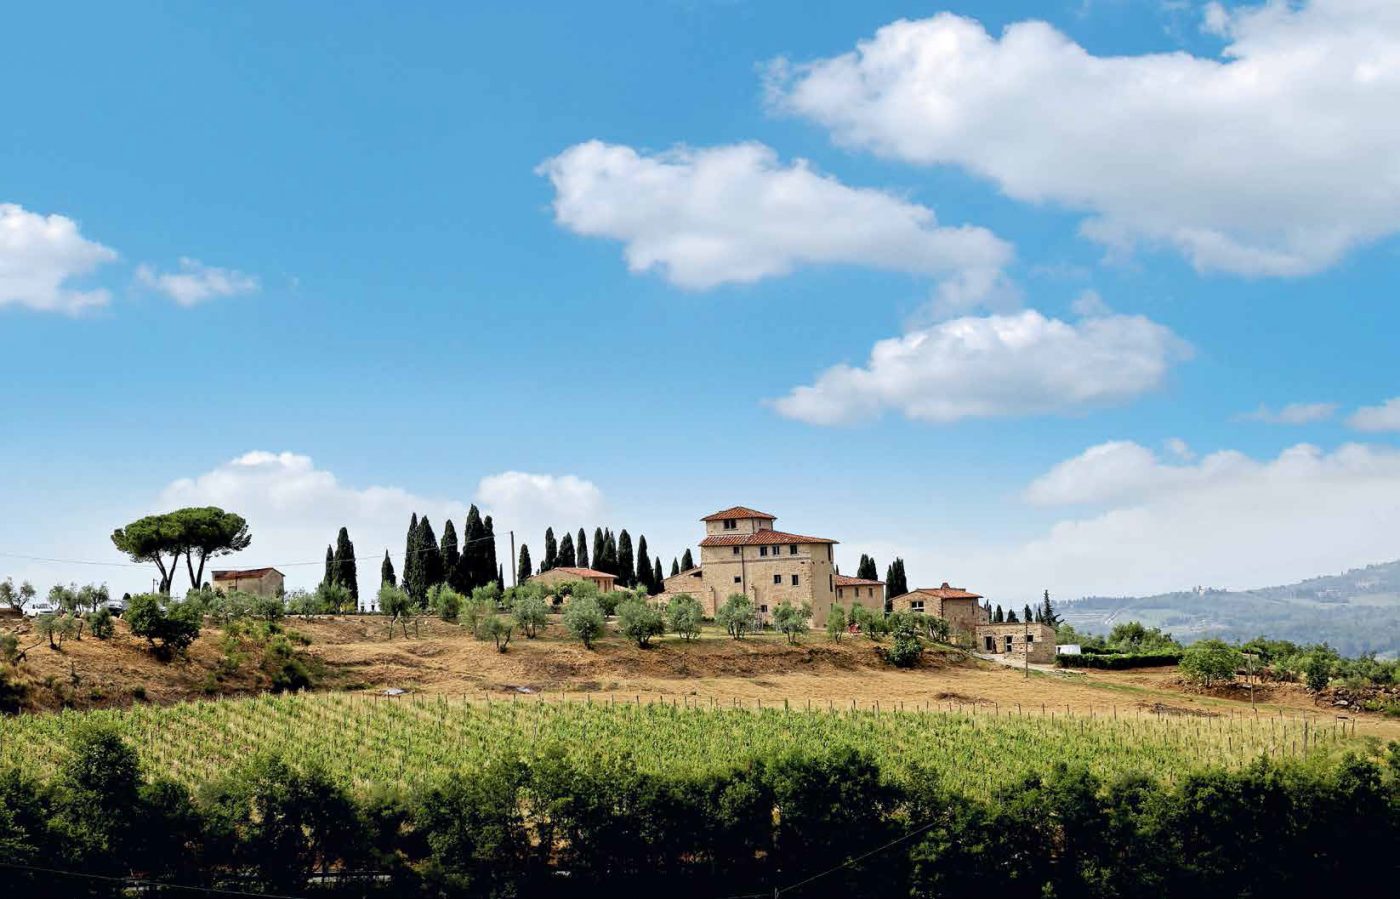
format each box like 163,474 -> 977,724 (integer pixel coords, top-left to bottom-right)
212,567 -> 282,580
701,505 -> 777,522
834,574 -> 884,587
904,582 -> 982,600
699,529 -> 837,547
536,566 -> 617,580
669,567 -> 702,578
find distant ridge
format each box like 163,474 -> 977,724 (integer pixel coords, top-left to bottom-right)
1060,559 -> 1400,657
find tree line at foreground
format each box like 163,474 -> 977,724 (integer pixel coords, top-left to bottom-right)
2,727 -> 1397,899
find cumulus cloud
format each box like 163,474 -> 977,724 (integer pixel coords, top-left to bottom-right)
770,309 -> 1190,425
983,441 -> 1400,597
1347,397 -> 1400,432
770,1 -> 1400,276
160,451 -> 463,598
538,140 -> 1011,307
0,203 -> 117,312
474,472 -> 607,564
1239,402 -> 1338,425
137,257 -> 259,306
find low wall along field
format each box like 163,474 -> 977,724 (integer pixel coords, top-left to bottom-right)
0,691 -> 1360,798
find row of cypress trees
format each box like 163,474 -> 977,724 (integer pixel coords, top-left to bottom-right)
852,553 -> 909,607
394,506 -> 500,602
320,527 -> 358,601
528,526 -> 682,595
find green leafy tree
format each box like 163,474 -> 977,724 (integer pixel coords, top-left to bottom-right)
0,577 -> 36,613
543,528 -> 558,572
826,605 -> 847,642
616,596 -> 665,648
172,507 -> 252,592
429,585 -> 464,623
88,606 -> 115,639
479,615 -> 514,652
576,528 -> 589,569
1304,652 -> 1333,692
312,581 -> 351,615
716,594 -> 754,640
110,513 -> 187,593
378,584 -> 413,639
563,595 -> 605,649
513,593 -> 548,638
1179,639 -> 1243,687
886,615 -> 924,667
380,550 -> 395,589
666,593 -> 703,641
617,530 -> 634,589
773,601 -> 810,644
126,594 -> 201,658
558,532 -> 576,568
517,544 -> 532,585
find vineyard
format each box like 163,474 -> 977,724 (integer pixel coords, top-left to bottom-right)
0,691 -> 1363,796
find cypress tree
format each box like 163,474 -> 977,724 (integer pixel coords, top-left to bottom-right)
602,530 -> 618,575
634,534 -> 651,592
416,517 -> 443,600
671,557 -> 680,577
1007,609 -> 1019,623
335,526 -> 358,601
440,520 -> 460,589
857,554 -> 879,581
323,545 -> 335,588
592,528 -> 605,573
558,532 -> 576,567
483,515 -> 498,587
617,530 -> 634,588
681,548 -> 694,571
381,550 -> 395,588
543,528 -> 558,572
517,544 -> 532,584
458,505 -> 486,592
402,513 -> 421,601
1024,604 -> 1034,625
1040,589 -> 1062,627
576,528 -> 589,569
885,558 -> 908,600
994,604 -> 1004,624
653,558 -> 664,594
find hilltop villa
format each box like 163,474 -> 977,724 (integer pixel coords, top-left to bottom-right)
211,567 -> 284,598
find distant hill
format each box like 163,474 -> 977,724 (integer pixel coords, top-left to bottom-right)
1060,559 -> 1400,657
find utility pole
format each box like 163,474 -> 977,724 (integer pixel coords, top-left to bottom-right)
1024,612 -> 1030,680
509,530 -> 516,587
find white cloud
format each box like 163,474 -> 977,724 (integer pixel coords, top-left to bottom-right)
0,203 -> 117,312
982,441 -> 1400,597
160,451 -> 464,598
771,309 -> 1190,425
1069,289 -> 1110,317
538,140 -> 1012,308
1240,402 -> 1338,424
771,2 -> 1400,276
137,257 -> 259,306
1347,397 -> 1400,432
474,472 -> 607,568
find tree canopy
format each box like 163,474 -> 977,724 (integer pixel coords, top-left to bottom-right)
111,507 -> 250,594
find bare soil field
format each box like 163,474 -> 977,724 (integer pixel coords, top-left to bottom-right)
7,614 -> 1398,737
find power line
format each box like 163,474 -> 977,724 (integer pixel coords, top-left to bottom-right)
0,860 -> 309,899
755,818 -> 943,898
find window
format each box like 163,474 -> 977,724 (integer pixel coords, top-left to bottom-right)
760,604 -> 768,613
733,575 -> 741,584
789,545 -> 798,555
1004,635 -> 1013,652
910,600 -> 924,613
829,574 -> 833,591
773,574 -> 781,585
732,547 -> 740,556
836,587 -> 843,599
760,546 -> 768,557
1026,634 -> 1034,643
791,574 -> 800,586
723,518 -> 737,530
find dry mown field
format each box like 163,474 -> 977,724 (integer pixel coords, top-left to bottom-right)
6,613 -> 1398,737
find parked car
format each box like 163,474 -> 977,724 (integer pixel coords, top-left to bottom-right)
23,598 -> 58,617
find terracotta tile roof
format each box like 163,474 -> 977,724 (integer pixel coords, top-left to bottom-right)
212,567 -> 282,580
669,567 -> 703,578
904,582 -> 982,600
536,566 -> 616,580
701,505 -> 777,522
699,529 -> 837,547
834,574 -> 884,587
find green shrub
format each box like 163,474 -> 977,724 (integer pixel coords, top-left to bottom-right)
666,594 -> 703,641
772,601 -> 809,645
479,615 -> 514,653
1055,651 -> 1185,670
1179,639 -> 1242,686
716,594 -> 753,640
88,607 -> 115,640
428,585 -> 464,623
885,617 -> 923,668
512,593 -> 549,638
563,596 -> 605,649
616,597 -> 664,648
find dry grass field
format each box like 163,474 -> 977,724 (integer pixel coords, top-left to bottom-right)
6,612 -> 1398,738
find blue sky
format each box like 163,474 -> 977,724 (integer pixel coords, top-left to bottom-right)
3,0 -> 1400,602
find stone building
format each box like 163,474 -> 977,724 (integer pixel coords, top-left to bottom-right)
663,506 -> 843,626
211,567 -> 284,598
529,566 -> 617,594
890,583 -> 986,641
976,621 -> 1056,664
833,574 -> 885,618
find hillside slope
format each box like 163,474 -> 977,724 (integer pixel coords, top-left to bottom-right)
1061,559 -> 1400,655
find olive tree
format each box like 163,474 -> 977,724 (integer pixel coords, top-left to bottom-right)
772,601 -> 810,645
378,584 -> 414,639
1179,639 -> 1242,687
826,605 -> 847,642
666,593 -> 703,641
563,596 -> 605,649
0,578 -> 36,613
512,593 -> 549,638
716,594 -> 753,640
479,615 -> 514,652
616,596 -> 664,648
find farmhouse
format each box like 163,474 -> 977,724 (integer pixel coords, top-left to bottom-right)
977,622 -> 1056,664
531,566 -> 617,593
211,567 -> 284,598
891,583 -> 986,637
833,574 -> 885,617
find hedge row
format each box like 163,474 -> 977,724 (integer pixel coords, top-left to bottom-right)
1055,651 -> 1184,669
2,725 -> 1398,898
